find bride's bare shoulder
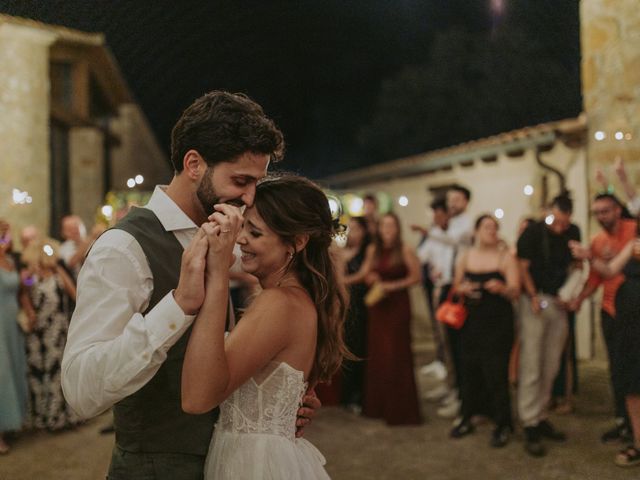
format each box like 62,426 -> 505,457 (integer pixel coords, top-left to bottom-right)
244,287 -> 316,325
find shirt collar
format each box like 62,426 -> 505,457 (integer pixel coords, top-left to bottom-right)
145,186 -> 198,232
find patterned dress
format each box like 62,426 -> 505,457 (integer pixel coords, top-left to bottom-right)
25,274 -> 79,430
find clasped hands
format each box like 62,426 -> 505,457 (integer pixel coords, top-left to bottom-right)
174,204 -> 244,315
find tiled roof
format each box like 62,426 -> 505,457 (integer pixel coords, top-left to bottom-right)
323,114 -> 587,188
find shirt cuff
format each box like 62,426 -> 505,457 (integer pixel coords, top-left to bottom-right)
145,291 -> 197,351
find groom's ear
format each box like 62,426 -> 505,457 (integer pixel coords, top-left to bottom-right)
294,234 -> 309,253
183,150 -> 206,181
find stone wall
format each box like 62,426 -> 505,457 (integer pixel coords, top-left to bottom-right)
69,127 -> 105,228
582,0 -> 640,202
0,22 -> 55,238
110,103 -> 172,192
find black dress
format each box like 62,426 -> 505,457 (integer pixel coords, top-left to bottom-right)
614,258 -> 640,395
341,249 -> 368,407
459,271 -> 514,428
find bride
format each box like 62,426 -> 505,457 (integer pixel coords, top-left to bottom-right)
182,174 -> 350,479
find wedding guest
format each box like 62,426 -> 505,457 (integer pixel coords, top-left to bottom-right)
449,215 -> 519,447
21,238 -> 80,431
0,220 -> 28,454
517,194 -> 580,457
591,236 -> 640,467
340,216 -> 372,412
362,194 -> 379,238
569,193 -> 637,442
59,215 -> 105,280
360,212 -> 422,425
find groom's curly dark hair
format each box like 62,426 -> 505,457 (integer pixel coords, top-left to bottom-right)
170,91 -> 285,172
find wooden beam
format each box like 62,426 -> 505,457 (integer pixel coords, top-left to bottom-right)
88,47 -> 132,110
50,103 -> 121,145
72,60 -> 90,118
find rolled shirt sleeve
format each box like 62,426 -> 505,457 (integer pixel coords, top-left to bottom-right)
61,230 -> 195,419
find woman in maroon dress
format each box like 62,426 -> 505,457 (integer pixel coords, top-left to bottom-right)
359,212 -> 422,425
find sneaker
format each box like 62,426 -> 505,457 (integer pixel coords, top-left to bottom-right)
423,384 -> 450,401
601,423 -> 633,444
524,426 -> 546,457
436,398 -> 461,418
439,389 -> 459,406
538,419 -> 567,442
450,418 -> 475,438
490,425 -> 513,448
419,360 -> 448,380
345,403 -> 362,415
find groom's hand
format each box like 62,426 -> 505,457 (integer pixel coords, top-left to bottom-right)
174,228 -> 209,315
295,388 -> 321,438
208,203 -> 244,237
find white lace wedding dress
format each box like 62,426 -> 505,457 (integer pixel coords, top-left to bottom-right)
204,361 -> 330,479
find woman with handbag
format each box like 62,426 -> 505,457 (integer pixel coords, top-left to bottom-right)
359,212 -> 422,425
449,215 -> 520,447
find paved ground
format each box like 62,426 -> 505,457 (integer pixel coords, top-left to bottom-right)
2,359 -> 637,480
1,331 -> 638,479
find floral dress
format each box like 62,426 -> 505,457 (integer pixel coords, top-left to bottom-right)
25,274 -> 80,430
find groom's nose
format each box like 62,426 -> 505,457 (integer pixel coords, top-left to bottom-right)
240,187 -> 256,208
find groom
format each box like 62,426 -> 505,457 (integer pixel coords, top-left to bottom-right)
61,91 -> 318,479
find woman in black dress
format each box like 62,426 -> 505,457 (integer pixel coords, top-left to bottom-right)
450,215 -> 520,447
593,236 -> 640,467
340,216 -> 372,411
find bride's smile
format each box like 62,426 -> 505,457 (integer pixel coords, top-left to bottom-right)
237,207 -> 293,286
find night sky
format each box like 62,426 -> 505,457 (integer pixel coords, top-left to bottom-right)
0,1 -> 581,178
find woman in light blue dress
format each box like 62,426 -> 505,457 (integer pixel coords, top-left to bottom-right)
0,221 -> 28,454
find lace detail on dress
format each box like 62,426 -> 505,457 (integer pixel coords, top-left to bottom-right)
217,362 -> 307,440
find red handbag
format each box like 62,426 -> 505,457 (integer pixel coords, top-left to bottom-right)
435,290 -> 467,329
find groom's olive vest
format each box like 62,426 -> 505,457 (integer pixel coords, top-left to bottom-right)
112,207 -> 217,455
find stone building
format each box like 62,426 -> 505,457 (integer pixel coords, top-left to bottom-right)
323,116 -> 595,357
0,15 -> 171,240
582,0 -> 640,200
323,0 -> 640,361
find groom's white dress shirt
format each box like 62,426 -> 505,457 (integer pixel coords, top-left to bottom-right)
61,186 -> 198,419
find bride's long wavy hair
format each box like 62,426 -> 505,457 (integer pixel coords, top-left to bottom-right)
254,174 -> 350,385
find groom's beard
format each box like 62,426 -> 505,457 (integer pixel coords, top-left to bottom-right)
196,171 -> 221,216
196,169 -> 245,215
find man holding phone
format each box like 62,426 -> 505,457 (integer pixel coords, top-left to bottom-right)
517,194 -> 581,457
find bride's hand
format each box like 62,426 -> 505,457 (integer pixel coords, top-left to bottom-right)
203,204 -> 243,274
